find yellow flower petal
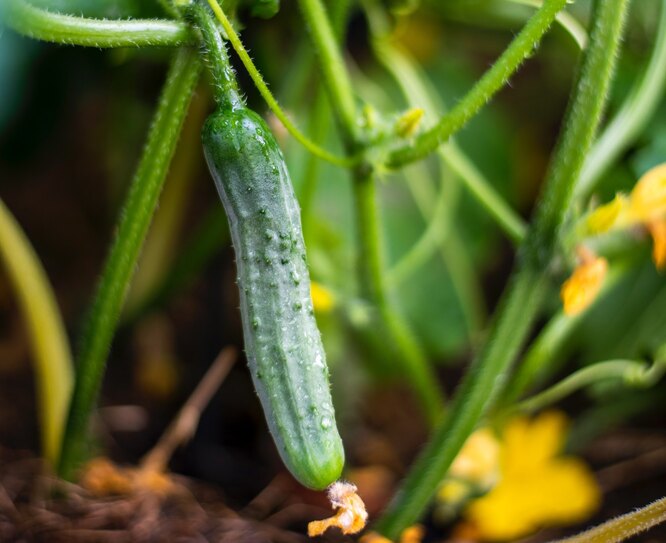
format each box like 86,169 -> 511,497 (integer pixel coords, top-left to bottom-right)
647,219 -> 666,271
400,524 -> 425,543
438,479 -> 470,505
311,282 -> 336,313
585,194 -> 627,234
502,411 -> 567,475
450,428 -> 500,487
463,411 -> 600,541
628,163 -> 666,222
560,248 -> 608,316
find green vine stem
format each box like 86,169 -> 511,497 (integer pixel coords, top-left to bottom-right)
296,0 -> 359,146
2,0 -> 191,48
299,0 -> 353,243
375,0 -> 630,536
58,49 -> 201,479
297,0 -> 445,418
204,0 -> 355,168
124,85 -> 210,317
516,355 -> 666,413
366,44 -> 487,334
354,171 -> 445,423
350,35 -> 486,337
0,199 -> 74,468
124,208 -> 229,326
370,35 -> 527,245
385,0 -> 567,169
576,0 -> 666,199
502,263 -> 627,405
509,0 -> 588,49
551,496 -> 666,543
186,3 -> 242,110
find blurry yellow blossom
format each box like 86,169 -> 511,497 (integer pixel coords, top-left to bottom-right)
308,481 -> 367,536
560,246 -> 608,316
311,282 -> 335,313
400,524 -> 424,543
584,163 -> 666,270
627,163 -> 666,222
586,194 -> 626,234
437,478 -> 469,504
450,428 -> 501,487
463,411 -> 600,541
436,429 -> 501,523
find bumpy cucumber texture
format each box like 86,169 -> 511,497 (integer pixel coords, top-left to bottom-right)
202,108 -> 345,490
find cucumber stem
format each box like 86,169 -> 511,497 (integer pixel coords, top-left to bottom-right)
186,4 -> 243,111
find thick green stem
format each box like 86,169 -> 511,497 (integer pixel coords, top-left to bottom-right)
58,49 -> 201,479
526,0 -> 630,261
386,0 -> 566,169
376,267 -> 547,537
3,0 -> 191,47
372,36 -> 527,245
509,0 -> 588,49
297,0 -> 443,416
354,171 -> 445,425
186,4 -> 242,111
205,0 -> 354,168
375,0 -> 630,536
576,0 -> 666,198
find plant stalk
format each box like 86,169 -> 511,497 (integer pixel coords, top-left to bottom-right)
58,49 -> 201,479
3,0 -> 191,47
385,0 -> 567,169
375,0 -> 630,536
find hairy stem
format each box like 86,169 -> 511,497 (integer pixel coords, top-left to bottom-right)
3,0 -> 191,47
385,0 -> 567,169
551,496 -> 666,543
576,0 -> 666,198
375,0 -> 630,535
205,0 -> 354,167
354,171 -> 445,424
516,356 -> 665,413
58,49 -> 201,479
296,0 -> 358,146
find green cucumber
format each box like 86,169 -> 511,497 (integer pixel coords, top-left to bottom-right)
189,4 -> 344,490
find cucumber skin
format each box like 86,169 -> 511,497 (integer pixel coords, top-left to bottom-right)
202,108 -> 344,490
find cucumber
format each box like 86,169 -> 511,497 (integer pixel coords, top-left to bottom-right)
189,4 -> 344,490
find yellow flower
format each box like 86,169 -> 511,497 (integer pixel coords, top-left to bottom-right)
449,428 -> 501,488
585,194 -> 626,234
463,411 -> 600,541
310,282 -> 336,313
627,163 -> 666,222
560,246 -> 608,316
584,163 -> 666,270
